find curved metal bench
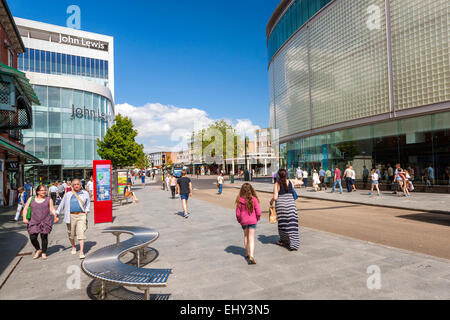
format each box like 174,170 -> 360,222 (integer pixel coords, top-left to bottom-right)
81,226 -> 172,300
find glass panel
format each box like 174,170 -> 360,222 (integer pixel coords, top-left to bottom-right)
81,56 -> 86,77
35,138 -> 48,159
61,88 -> 73,109
71,55 -> 76,75
51,51 -> 56,74
24,49 -> 29,71
18,54 -> 23,70
62,112 -> 74,134
76,56 -> 81,75
104,61 -> 108,78
34,110 -> 48,134
45,50 -> 50,73
99,60 -> 104,78
34,85 -> 47,106
29,49 -> 35,72
73,112 -> 84,133
62,138 -> 74,160
39,50 -> 45,73
84,92 -> 92,108
86,58 -> 91,77
95,59 -> 99,78
85,139 -> 93,160
48,111 -> 61,134
57,53 -> 61,74
93,93 -> 99,113
62,54 -> 67,74
23,137 -> 34,154
74,139 -> 85,160
48,87 -> 60,108
73,90 -> 83,108
49,138 -> 61,159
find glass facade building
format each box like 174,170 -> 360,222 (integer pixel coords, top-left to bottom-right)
14,17 -> 115,184
268,0 -> 450,190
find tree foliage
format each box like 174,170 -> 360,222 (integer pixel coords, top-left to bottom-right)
97,114 -> 144,168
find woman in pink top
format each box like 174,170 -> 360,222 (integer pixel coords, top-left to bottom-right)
235,183 -> 261,265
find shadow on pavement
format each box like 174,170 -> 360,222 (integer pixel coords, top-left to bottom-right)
396,212 -> 450,227
174,212 -> 186,218
0,231 -> 28,276
86,278 -> 171,300
224,245 -> 246,258
257,234 -> 279,245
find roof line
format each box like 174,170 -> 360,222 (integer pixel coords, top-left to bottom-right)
266,0 -> 293,41
1,0 -> 26,52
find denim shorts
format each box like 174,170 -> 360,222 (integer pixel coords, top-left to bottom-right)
242,224 -> 257,230
180,193 -> 189,200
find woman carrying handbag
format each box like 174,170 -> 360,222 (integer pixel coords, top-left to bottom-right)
270,169 -> 300,251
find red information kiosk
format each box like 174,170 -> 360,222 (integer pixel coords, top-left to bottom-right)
93,160 -> 113,224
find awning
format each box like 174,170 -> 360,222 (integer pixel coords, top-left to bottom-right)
0,62 -> 40,105
0,137 -> 42,164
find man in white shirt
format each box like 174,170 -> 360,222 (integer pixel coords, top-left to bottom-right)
49,183 -> 58,205
217,173 -> 224,195
87,176 -> 94,201
343,165 -> 353,193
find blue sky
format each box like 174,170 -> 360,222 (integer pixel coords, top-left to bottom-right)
10,0 -> 280,152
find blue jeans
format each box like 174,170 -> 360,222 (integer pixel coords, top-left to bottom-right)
332,179 -> 343,193
218,184 -> 223,194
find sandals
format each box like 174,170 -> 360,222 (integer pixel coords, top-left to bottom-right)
276,241 -> 284,247
33,250 -> 42,260
41,254 -> 47,260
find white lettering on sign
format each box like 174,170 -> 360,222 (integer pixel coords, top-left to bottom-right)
59,33 -> 107,51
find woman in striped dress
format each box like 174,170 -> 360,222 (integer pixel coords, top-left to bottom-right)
270,169 -> 300,251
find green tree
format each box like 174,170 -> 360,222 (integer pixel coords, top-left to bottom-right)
97,114 -> 144,168
192,120 -> 242,160
135,150 -> 150,170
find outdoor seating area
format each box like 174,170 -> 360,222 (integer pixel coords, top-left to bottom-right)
81,226 -> 172,300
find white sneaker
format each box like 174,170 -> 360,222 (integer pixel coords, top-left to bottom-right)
71,248 -> 77,255
79,253 -> 85,259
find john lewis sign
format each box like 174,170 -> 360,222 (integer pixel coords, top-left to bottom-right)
71,105 -> 112,122
59,33 -> 108,51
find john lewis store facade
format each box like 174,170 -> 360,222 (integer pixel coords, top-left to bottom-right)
268,0 -> 450,188
14,18 -> 115,184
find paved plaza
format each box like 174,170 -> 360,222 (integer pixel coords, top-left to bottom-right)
0,181 -> 449,300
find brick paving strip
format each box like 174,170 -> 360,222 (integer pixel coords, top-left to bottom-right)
227,180 -> 450,214
0,180 -> 449,300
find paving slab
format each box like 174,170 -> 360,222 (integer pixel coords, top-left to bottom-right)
0,181 -> 449,300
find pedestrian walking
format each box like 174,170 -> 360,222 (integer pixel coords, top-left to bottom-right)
162,174 -> 166,190
22,185 -> 58,260
13,187 -> 27,222
217,173 -> 224,195
81,179 -> 86,190
363,166 -> 369,189
165,173 -> 170,191
65,181 -> 72,193
56,179 -> 90,259
270,169 -> 300,251
319,167 -> 326,191
87,176 -> 94,201
331,165 -> 343,194
398,169 -> 410,197
169,174 -> 177,199
325,168 -> 332,189
49,182 -> 58,204
312,170 -> 320,192
393,163 -> 402,195
24,180 -> 32,196
350,166 -> 357,192
368,169 -> 381,196
141,173 -> 146,185
343,165 -> 352,193
57,181 -> 65,202
176,171 -> 192,218
236,183 -> 261,265
302,169 -> 308,188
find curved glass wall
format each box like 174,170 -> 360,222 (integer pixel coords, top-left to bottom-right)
280,111 -> 450,188
268,0 -> 333,61
23,85 -> 114,168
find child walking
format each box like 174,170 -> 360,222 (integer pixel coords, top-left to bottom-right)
369,169 -> 381,196
235,183 -> 262,265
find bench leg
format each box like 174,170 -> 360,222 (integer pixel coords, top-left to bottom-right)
144,289 -> 150,301
136,250 -> 140,268
101,281 -> 106,300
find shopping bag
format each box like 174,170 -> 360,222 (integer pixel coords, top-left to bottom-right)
269,206 -> 278,224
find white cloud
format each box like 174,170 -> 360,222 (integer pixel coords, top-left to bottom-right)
115,102 -> 261,153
